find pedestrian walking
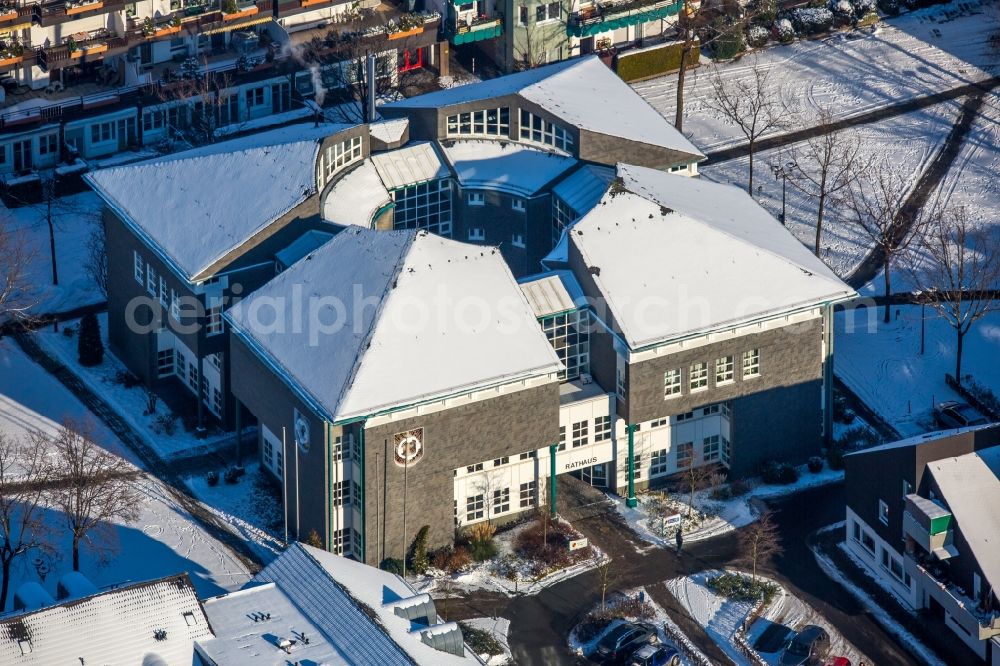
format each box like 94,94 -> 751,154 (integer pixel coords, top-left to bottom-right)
675,528 -> 683,554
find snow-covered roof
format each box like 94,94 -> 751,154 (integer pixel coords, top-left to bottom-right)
322,160 -> 392,229
384,56 -> 703,159
86,125 -> 347,282
370,117 -> 410,144
518,270 -> 585,318
371,141 -> 448,190
242,543 -> 483,665
552,164 -> 616,216
442,140 -> 576,197
845,424 -> 997,457
226,227 -> 561,422
198,582 -> 350,665
570,164 -> 856,349
927,446 -> 1000,592
0,574 -> 211,666
275,229 -> 335,269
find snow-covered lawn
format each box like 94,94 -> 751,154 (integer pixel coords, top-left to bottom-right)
33,314 -> 233,460
0,338 -> 252,606
667,571 -> 868,666
701,100 -> 958,277
633,1 -> 1000,152
2,191 -> 106,321
614,464 -> 847,548
835,304 -> 1000,436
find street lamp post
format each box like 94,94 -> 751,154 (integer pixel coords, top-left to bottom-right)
770,161 -> 796,225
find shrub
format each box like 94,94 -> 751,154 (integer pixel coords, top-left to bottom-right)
710,485 -> 733,501
774,18 -> 795,42
830,0 -> 855,23
707,572 -> 778,605
445,546 -> 472,573
963,376 -> 1000,419
206,470 -> 219,486
468,522 -> 497,562
408,525 -> 431,575
380,557 -> 404,575
807,456 -> 824,473
747,25 -> 770,47
458,623 -> 504,657
616,41 -> 699,83
748,0 -> 777,25
760,460 -> 799,485
876,0 -> 899,15
850,0 -> 876,14
826,446 -> 845,470
514,517 -> 587,570
304,529 -> 324,549
77,312 -> 104,367
62,326 -> 75,338
730,478 -> 753,496
836,424 -> 881,451
115,370 -> 142,388
712,19 -> 746,60
431,547 -> 452,571
790,7 -> 833,34
151,413 -> 177,436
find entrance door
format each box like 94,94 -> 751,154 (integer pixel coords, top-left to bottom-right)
580,36 -> 595,54
12,139 -> 31,172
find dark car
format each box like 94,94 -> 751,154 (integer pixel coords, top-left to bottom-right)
628,643 -> 681,666
594,622 -> 658,663
779,625 -> 830,666
934,401 -> 989,429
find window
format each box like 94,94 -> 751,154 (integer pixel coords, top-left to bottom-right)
331,528 -> 351,555
633,453 -> 642,479
703,435 -> 720,462
468,227 -> 485,241
133,251 -> 144,284
323,136 -> 363,180
703,404 -> 720,416
650,449 -> 669,477
902,479 -> 913,497
445,107 -> 510,138
352,481 -> 361,508
90,121 -> 115,144
332,480 -> 349,507
493,488 -> 510,514
881,547 -> 910,586
721,436 -> 731,466
143,109 -> 165,132
511,198 -> 526,212
512,233 -> 526,248
391,178 -> 452,237
558,426 -> 566,451
616,366 -> 627,399
332,436 -> 345,462
878,499 -> 889,525
541,310 -> 590,380
466,462 -> 484,473
594,416 -> 611,442
208,353 -> 222,371
39,134 -> 58,155
675,411 -> 694,423
158,276 -> 168,308
742,349 -> 760,378
572,420 -> 588,448
467,192 -> 485,206
677,441 -> 693,468
466,494 -> 485,522
170,290 -> 180,321
245,86 -> 265,108
535,0 -> 560,21
551,196 -> 578,247
519,481 -> 536,508
146,264 -> 157,296
156,349 -> 174,377
651,418 -> 668,428
519,450 -> 537,460
689,362 -> 708,391
715,356 -> 734,384
211,387 -> 222,416
518,4 -> 528,24
519,110 -> 573,152
663,368 -> 682,398
206,305 -> 223,336
492,456 -> 509,467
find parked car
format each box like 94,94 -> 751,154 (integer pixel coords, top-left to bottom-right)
595,622 -> 658,663
779,625 -> 830,666
934,401 -> 989,429
824,657 -> 852,666
628,643 -> 681,666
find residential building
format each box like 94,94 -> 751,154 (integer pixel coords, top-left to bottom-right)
844,425 -> 1000,662
0,573 -> 211,665
198,542 -> 484,664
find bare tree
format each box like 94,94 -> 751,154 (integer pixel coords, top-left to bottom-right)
0,432 -> 54,611
156,64 -> 239,147
682,462 -> 720,518
50,419 -> 142,571
787,108 -> 870,256
739,509 -> 782,582
707,56 -> 787,193
844,160 -> 925,323
85,219 -> 108,299
0,225 -> 36,322
595,554 -> 613,611
907,207 -> 1000,384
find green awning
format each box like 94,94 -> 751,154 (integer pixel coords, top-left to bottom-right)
448,22 -> 502,44
568,1 -> 681,37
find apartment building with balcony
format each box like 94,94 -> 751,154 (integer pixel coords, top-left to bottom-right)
844,425 -> 1000,663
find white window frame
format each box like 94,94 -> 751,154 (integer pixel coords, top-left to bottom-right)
663,368 -> 681,398
206,304 -> 224,336
677,441 -> 694,469
689,362 -> 708,391
468,227 -> 485,241
742,348 -> 760,378
133,251 -> 144,284
146,264 -> 157,297
716,355 -> 734,385
650,449 -> 669,477
878,499 -> 889,526
571,420 -> 588,448
512,233 -> 526,248
467,192 -> 485,206
511,198 -> 526,212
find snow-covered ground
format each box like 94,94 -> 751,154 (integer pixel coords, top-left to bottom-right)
33,314 -> 233,460
614,464 -> 846,549
701,100 -> 958,277
463,616 -> 512,666
1,191 -> 106,320
0,338 -> 252,606
667,571 -> 868,666
835,304 -> 1000,436
633,1 -> 1000,151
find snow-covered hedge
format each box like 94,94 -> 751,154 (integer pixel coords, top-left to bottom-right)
851,0 -> 877,15
773,18 -> 795,42
830,0 -> 855,22
747,25 -> 770,47
790,7 -> 833,34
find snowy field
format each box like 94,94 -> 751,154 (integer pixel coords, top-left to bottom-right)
0,338 -> 251,607
701,100 -> 959,276
835,304 -> 1000,435
666,571 -> 868,666
1,191 -> 106,320
633,1 -> 1000,151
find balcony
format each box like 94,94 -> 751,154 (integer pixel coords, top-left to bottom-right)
902,494 -> 955,558
0,4 -> 34,30
35,30 -> 128,71
34,0 -> 128,26
445,15 -> 502,45
567,0 -> 681,37
904,552 -> 1000,642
